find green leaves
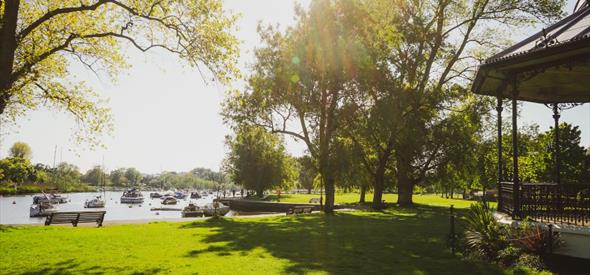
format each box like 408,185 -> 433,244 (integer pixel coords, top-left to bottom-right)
2,0 -> 239,148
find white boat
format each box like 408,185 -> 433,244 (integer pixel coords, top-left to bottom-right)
29,202 -> 58,217
48,193 -> 68,204
201,202 -> 230,217
84,196 -> 106,208
120,188 -> 144,204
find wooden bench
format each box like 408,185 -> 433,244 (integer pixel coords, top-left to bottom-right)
45,211 -> 106,227
286,206 -> 314,215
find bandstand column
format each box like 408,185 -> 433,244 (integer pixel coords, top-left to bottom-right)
511,84 -> 520,219
552,104 -> 561,184
496,96 -> 503,210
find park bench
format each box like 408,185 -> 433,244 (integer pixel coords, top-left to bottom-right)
286,206 -> 314,215
45,211 -> 106,227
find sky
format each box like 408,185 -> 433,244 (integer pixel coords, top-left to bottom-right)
1,0 -> 587,174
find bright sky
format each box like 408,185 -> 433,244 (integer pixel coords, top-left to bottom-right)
1,0 -> 587,174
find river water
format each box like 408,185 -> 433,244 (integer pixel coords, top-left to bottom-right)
0,191 -> 218,224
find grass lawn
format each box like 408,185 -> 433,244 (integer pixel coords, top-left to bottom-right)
270,193 -> 495,209
0,204 -> 518,275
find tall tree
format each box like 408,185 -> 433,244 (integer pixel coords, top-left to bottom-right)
0,0 -> 238,146
9,141 -> 32,159
376,0 -> 564,206
224,0 -> 373,213
224,126 -> 293,197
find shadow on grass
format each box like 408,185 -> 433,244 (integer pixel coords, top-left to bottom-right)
180,205 -> 501,275
19,259 -> 166,275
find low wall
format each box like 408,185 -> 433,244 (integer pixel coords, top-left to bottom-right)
216,198 -> 327,213
494,212 -> 590,259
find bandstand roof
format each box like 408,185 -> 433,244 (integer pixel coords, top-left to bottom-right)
472,2 -> 590,103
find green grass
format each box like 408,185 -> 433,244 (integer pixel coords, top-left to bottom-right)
270,193 -> 495,209
0,204 -> 518,275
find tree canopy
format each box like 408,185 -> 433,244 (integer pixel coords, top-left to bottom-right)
9,141 -> 32,159
0,0 -> 239,147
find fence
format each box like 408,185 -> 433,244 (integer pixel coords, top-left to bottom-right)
499,182 -> 590,226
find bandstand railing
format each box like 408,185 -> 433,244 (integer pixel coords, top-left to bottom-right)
499,182 -> 590,226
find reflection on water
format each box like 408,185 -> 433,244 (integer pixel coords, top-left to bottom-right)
0,191 -> 217,224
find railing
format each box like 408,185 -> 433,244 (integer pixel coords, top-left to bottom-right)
499,182 -> 590,226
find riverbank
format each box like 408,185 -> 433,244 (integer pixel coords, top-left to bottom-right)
0,185 -> 95,196
0,205 -> 518,275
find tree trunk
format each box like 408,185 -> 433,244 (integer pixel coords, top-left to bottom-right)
307,187 -> 311,194
371,158 -> 388,210
323,173 -> 335,214
0,0 -> 20,114
256,188 -> 263,198
359,184 -> 366,203
396,162 -> 414,207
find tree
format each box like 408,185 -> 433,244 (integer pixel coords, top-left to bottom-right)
53,162 -> 82,190
124,167 -> 142,186
296,155 -> 317,194
224,0 -> 374,212
370,0 -> 564,206
537,123 -> 588,184
0,0 -> 239,146
82,165 -> 108,186
0,157 -> 34,185
225,126 -> 292,197
109,168 -> 127,187
9,141 -> 32,159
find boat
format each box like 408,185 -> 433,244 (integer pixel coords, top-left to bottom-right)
48,193 -> 68,204
201,202 -> 230,217
120,188 -> 144,204
161,196 -> 178,205
30,196 -> 59,217
181,203 -> 204,217
190,192 -> 201,199
150,192 -> 163,198
174,191 -> 187,200
84,196 -> 106,208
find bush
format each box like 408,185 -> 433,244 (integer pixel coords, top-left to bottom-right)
497,246 -> 523,267
464,202 -> 508,259
515,254 -> 547,271
511,221 -> 560,255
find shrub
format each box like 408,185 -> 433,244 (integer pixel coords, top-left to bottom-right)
515,254 -> 547,271
511,221 -> 561,255
464,202 -> 508,259
497,245 -> 523,267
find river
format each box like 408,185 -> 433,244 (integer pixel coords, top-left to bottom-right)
0,191 -> 218,224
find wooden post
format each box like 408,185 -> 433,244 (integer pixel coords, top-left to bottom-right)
450,205 -> 455,253
497,96 -> 503,210
553,104 -> 561,184
511,82 -> 520,219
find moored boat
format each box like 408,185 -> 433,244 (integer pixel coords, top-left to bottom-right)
84,196 -> 106,208
201,202 -> 230,217
174,191 -> 187,200
161,196 -> 178,205
120,188 -> 144,204
181,203 -> 204,217
190,192 -> 201,199
150,192 -> 163,198
29,200 -> 58,217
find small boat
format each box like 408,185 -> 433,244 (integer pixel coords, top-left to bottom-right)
150,192 -> 163,198
174,191 -> 187,200
29,201 -> 58,217
201,202 -> 230,217
84,196 -> 106,208
48,193 -> 68,204
181,203 -> 204,218
190,192 -> 201,199
120,188 -> 144,204
161,196 -> 178,205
